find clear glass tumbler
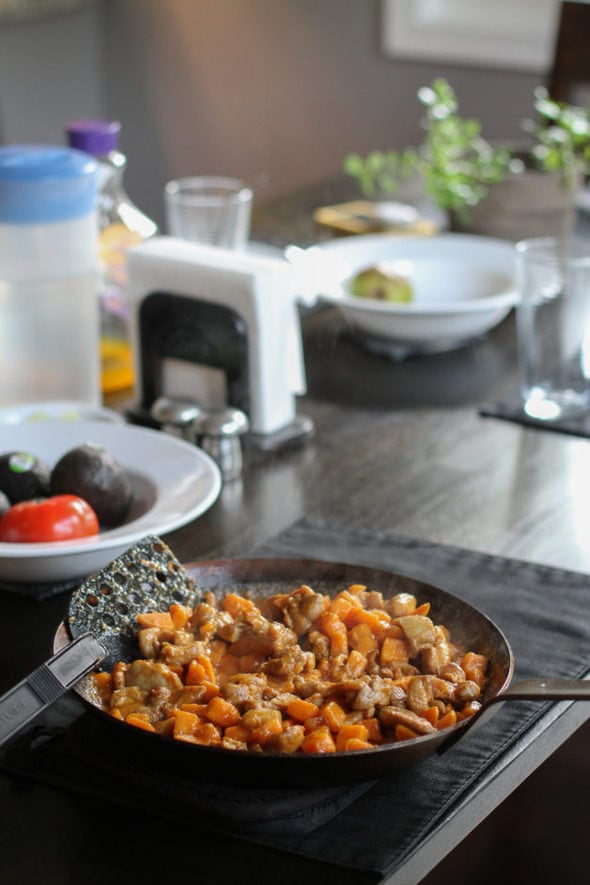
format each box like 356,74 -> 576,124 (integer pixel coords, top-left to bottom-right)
516,236 -> 590,420
164,176 -> 252,249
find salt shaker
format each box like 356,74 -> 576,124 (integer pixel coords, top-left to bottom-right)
0,145 -> 99,407
150,396 -> 202,441
193,408 -> 249,481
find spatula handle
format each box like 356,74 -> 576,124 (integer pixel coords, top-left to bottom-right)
0,633 -> 104,748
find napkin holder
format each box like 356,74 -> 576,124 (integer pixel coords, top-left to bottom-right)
125,237 -> 312,450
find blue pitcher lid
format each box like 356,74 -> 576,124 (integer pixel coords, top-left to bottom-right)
0,145 -> 97,223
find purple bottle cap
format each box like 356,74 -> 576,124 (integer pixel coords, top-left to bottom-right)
65,119 -> 121,156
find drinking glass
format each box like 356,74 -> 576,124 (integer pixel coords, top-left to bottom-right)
164,176 -> 252,249
516,236 -> 590,420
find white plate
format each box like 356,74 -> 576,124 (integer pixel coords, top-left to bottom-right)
297,233 -> 517,350
0,422 -> 221,583
0,400 -> 124,425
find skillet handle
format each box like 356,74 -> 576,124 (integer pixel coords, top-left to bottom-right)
0,633 -> 104,748
492,677 -> 590,701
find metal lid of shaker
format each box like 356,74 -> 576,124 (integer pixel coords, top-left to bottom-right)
0,145 -> 97,224
65,119 -> 121,156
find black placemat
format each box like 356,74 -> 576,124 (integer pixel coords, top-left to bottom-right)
2,516 -> 589,880
480,388 -> 590,438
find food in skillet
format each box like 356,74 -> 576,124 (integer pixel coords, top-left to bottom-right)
93,582 -> 489,753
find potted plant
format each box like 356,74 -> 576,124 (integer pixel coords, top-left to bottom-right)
343,79 -> 590,240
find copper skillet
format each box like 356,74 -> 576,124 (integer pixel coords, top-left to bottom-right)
2,550 -> 589,787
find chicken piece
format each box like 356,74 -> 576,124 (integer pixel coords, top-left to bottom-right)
267,724 -> 305,754
397,615 -> 436,656
189,602 -> 239,642
406,674 -> 455,713
272,585 -> 328,636
387,593 -> 417,618
222,673 -> 267,707
352,675 -> 392,713
137,627 -> 162,659
421,625 -> 453,674
124,659 -> 183,692
439,661 -> 467,684
109,685 -> 149,717
229,609 -> 298,658
261,644 -> 314,676
453,680 -> 481,704
159,639 -> 208,668
379,705 -> 437,735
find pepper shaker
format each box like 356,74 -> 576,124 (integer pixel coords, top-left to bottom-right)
193,408 -> 249,481
150,396 -> 202,442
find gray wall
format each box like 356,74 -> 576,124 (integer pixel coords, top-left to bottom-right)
0,0 -> 544,230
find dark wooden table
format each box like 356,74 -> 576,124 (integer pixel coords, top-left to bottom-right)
1,182 -> 588,884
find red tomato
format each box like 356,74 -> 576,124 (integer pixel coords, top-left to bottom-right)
0,494 -> 100,543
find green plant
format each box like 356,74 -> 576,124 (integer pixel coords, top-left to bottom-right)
344,79 -> 590,221
525,86 -> 590,188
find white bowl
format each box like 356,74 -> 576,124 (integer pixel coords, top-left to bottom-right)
299,234 -> 517,351
0,422 -> 221,583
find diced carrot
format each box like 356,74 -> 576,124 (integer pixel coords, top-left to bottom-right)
422,705 -> 440,726
391,675 -> 413,691
224,724 -> 251,743
329,591 -> 358,619
136,610 -> 174,631
410,602 -> 431,617
179,702 -> 208,716
436,709 -> 458,730
335,723 -> 369,752
317,611 -> 348,656
461,652 -> 488,687
348,622 -> 378,655
250,718 -> 284,745
169,603 -> 192,630
185,660 -> 208,685
196,653 -> 216,682
126,713 -> 155,732
93,671 -> 112,689
358,717 -> 383,743
222,593 -> 256,617
205,696 -> 241,728
347,583 -> 367,595
395,724 -> 419,742
459,700 -> 482,719
344,738 -> 373,751
153,717 -> 175,737
343,607 -> 390,632
322,700 -> 347,732
381,623 -> 405,640
241,708 -> 283,732
346,648 -> 368,677
380,636 -> 410,665
192,722 -> 223,746
300,725 -> 336,754
110,708 -> 123,720
286,698 -> 320,722
173,709 -> 202,737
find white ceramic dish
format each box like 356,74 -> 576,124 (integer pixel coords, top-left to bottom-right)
0,422 -> 221,583
299,234 -> 517,351
0,400 -> 124,426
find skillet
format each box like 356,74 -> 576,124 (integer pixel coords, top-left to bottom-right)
1,536 -> 588,787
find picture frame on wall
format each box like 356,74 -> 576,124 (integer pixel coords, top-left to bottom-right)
381,0 -> 561,73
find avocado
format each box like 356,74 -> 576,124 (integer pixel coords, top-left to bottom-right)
50,442 -> 133,527
350,264 -> 413,303
0,451 -> 51,503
